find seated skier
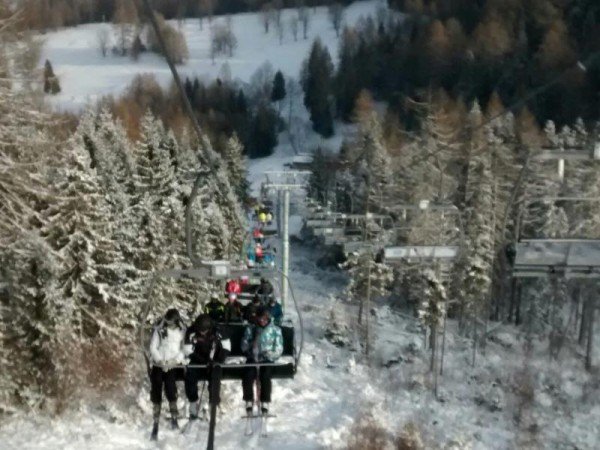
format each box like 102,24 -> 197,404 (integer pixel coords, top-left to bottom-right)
224,292 -> 243,323
268,297 -> 283,326
149,308 -> 186,440
241,307 -> 283,416
243,294 -> 262,323
255,277 -> 274,303
255,243 -> 264,264
184,314 -> 231,421
225,278 -> 241,296
204,293 -> 225,322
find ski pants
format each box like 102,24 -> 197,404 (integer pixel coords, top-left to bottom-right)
150,365 -> 178,405
242,366 -> 273,403
185,365 -> 222,405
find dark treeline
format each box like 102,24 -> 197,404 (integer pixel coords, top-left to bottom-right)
332,0 -> 600,130
15,0 -> 353,31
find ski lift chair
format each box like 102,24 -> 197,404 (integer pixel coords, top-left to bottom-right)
140,265 -> 300,381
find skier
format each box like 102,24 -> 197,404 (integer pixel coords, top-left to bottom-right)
255,277 -> 274,303
184,314 -> 231,421
149,308 -> 186,440
204,293 -> 225,322
268,297 -> 283,326
252,227 -> 264,243
243,294 -> 262,322
255,243 -> 264,264
224,292 -> 244,323
241,307 -> 283,416
258,211 -> 267,225
225,278 -> 241,296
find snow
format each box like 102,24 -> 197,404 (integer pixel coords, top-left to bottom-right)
39,1 -> 388,111
2,241 -> 600,449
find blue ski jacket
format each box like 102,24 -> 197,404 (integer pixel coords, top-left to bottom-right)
241,320 -> 284,363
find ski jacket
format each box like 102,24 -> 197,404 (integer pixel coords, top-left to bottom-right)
241,320 -> 284,363
184,324 -> 231,365
225,280 -> 241,294
149,320 -> 186,367
268,302 -> 283,325
243,301 -> 261,322
224,300 -> 243,323
255,245 -> 264,258
204,300 -> 225,322
256,281 -> 274,301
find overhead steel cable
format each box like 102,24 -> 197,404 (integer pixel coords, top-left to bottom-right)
137,0 -> 245,265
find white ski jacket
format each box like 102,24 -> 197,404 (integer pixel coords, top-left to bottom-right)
149,322 -> 186,367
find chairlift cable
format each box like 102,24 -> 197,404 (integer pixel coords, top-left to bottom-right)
137,0 -> 245,266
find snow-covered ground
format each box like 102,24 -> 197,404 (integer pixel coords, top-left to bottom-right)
40,0 -> 389,111
2,239 -> 599,449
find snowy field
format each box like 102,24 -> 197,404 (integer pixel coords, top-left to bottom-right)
40,0 -> 389,111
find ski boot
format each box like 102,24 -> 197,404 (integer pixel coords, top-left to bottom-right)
151,403 -> 161,440
260,402 -> 269,416
245,401 -> 253,416
169,401 -> 179,430
188,401 -> 199,421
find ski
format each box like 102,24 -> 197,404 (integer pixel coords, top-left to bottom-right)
260,414 -> 269,437
244,415 -> 253,436
181,416 -> 208,435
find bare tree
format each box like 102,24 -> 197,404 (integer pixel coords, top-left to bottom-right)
289,16 -> 299,41
211,23 -> 238,59
97,27 -> 110,57
275,15 -> 284,44
298,5 -> 310,39
199,0 -> 215,27
112,0 -> 137,56
328,3 -> 344,37
272,0 -> 283,30
260,3 -> 273,33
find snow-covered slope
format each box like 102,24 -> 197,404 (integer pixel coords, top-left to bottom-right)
2,237 -> 600,449
40,1 -> 386,111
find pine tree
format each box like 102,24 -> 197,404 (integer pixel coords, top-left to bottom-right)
43,59 -> 60,94
301,39 -> 334,137
351,110 -> 393,213
342,251 -> 393,325
271,70 -> 286,105
222,133 -> 248,200
459,103 -> 495,329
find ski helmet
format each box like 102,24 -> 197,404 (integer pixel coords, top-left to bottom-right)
165,308 -> 180,326
195,314 -> 213,333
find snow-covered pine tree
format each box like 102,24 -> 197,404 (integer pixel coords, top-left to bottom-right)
42,130 -> 136,338
417,266 -> 447,369
222,133 -> 248,201
1,237 -> 66,408
406,96 -> 460,204
351,110 -> 393,214
459,102 -> 495,332
342,250 -> 393,356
